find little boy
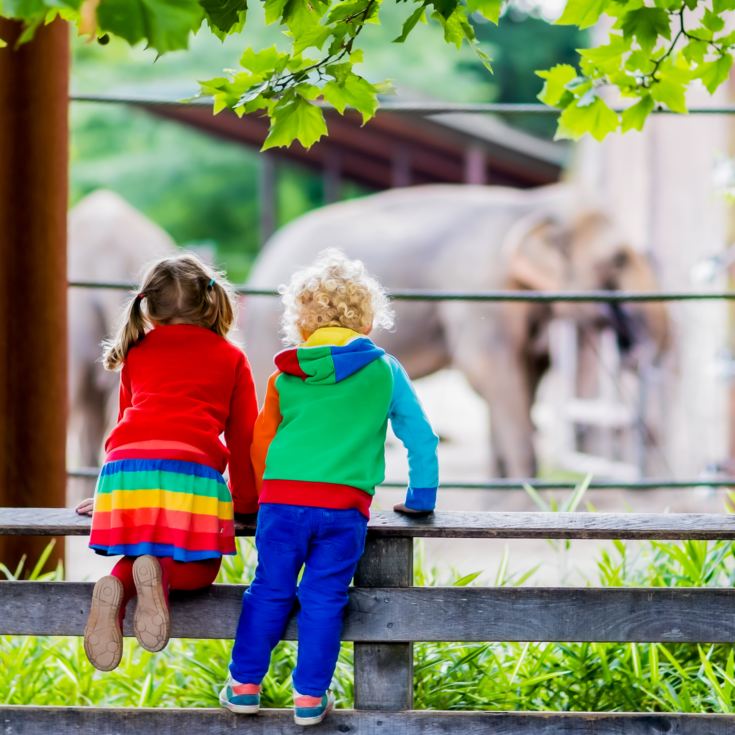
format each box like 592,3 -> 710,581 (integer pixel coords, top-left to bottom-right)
220,249 -> 439,726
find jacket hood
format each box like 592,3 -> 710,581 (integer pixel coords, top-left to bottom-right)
274,327 -> 385,385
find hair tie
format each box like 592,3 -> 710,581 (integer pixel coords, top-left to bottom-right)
136,292 -> 145,300
207,278 -> 215,291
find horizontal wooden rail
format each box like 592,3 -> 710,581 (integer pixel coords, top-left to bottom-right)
4,582 -> 735,643
5,507 -> 735,540
2,706 -> 734,734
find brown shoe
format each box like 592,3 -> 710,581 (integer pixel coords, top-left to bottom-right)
84,575 -> 124,671
132,555 -> 170,652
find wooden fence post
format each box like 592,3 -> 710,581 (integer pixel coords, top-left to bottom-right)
353,535 -> 413,710
0,18 -> 69,572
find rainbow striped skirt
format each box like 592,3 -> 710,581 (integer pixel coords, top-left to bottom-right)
89,458 -> 236,562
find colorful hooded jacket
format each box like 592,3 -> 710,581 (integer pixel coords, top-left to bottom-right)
251,326 -> 439,518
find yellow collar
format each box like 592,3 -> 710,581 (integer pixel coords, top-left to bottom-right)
303,327 -> 363,348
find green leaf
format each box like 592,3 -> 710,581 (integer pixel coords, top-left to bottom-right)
465,0 -> 502,24
394,3 -> 425,43
327,0 -> 371,23
322,71 -> 378,122
430,0 -> 457,19
621,94 -> 654,132
239,45 -> 286,74
200,0 -> 247,35
536,63 -> 577,107
556,0 -> 606,29
97,0 -> 203,53
682,38 -> 709,64
97,0 -> 144,45
626,48 -> 655,74
453,570 -> 482,587
326,60 -> 351,84
292,21 -> 331,53
471,40 -> 493,72
557,96 -> 620,141
579,33 -> 631,76
283,0 -> 324,41
620,7 -> 671,53
702,8 -> 725,32
262,95 -> 327,150
433,7 -> 472,48
699,54 -> 733,95
263,0 -> 287,23
236,80 -> 269,107
650,77 -> 687,112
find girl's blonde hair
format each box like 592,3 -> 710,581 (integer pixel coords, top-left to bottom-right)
280,249 -> 394,344
103,253 -> 236,370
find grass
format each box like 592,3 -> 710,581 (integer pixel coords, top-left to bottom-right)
3,491 -> 735,712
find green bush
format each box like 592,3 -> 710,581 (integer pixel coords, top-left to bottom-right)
2,529 -> 735,711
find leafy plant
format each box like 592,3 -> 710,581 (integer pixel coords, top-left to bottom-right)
4,1 -> 735,146
539,1 -> 735,141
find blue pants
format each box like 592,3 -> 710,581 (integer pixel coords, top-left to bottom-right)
230,503 -> 368,696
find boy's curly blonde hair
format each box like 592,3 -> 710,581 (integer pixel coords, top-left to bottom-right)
280,249 -> 394,344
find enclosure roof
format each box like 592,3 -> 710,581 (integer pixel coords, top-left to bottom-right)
73,88 -> 565,189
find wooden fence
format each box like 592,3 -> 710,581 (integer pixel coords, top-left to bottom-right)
3,508 -> 735,733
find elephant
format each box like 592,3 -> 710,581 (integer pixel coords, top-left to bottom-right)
67,190 -> 177,470
242,183 -> 670,478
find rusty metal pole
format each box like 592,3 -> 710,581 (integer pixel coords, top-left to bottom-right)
0,18 -> 69,573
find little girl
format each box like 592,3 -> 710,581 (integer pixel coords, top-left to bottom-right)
219,249 -> 439,726
79,253 -> 258,671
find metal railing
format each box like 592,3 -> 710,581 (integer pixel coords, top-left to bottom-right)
66,467 -> 735,491
68,280 -> 735,303
70,93 -> 735,117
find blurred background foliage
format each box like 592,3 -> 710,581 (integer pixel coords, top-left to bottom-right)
70,1 -> 585,281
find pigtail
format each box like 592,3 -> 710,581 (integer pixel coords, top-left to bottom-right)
206,278 -> 235,338
102,293 -> 147,371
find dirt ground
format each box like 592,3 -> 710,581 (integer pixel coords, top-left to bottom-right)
65,369 -> 732,585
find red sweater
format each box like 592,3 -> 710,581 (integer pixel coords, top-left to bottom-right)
104,324 -> 259,514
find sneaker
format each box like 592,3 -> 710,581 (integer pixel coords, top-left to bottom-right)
132,555 -> 170,652
84,575 -> 124,671
293,691 -> 335,726
219,676 -> 261,714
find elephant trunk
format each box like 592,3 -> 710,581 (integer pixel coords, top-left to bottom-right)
605,300 -> 669,368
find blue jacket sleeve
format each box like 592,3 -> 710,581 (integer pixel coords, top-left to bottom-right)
387,356 -> 439,511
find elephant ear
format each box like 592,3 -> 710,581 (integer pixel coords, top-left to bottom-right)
504,213 -> 568,292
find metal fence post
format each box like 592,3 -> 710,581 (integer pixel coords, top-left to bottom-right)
353,535 -> 413,710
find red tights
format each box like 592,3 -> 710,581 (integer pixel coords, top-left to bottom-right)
111,556 -> 221,622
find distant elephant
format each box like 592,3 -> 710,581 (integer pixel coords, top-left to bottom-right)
67,190 -> 177,469
242,184 -> 670,478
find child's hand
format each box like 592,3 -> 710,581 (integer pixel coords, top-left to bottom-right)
393,503 -> 433,518
75,497 -> 94,516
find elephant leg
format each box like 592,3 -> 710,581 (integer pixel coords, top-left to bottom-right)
455,346 -> 538,478
80,382 -> 109,469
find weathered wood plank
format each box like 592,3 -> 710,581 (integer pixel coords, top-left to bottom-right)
354,537 -> 413,710
4,583 -> 735,643
2,706 -> 735,735
7,507 -> 735,539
